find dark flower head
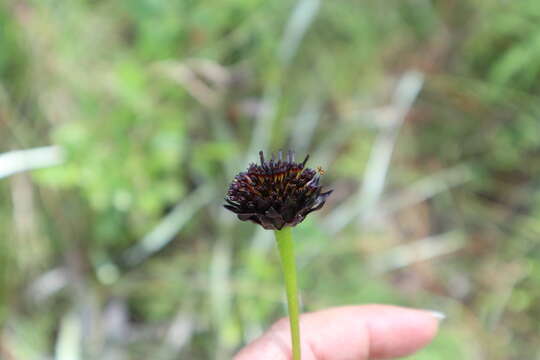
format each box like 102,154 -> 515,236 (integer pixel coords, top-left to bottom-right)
224,150 -> 333,230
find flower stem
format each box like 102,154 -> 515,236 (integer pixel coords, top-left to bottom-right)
275,227 -> 301,360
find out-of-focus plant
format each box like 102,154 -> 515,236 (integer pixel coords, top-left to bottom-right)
2,0 -> 540,359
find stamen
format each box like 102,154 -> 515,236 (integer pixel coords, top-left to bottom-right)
301,154 -> 309,168
287,150 -> 294,163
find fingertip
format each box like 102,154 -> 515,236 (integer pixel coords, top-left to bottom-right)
364,305 -> 441,359
234,305 -> 441,360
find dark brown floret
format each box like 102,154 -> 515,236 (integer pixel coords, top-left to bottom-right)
224,150 -> 333,230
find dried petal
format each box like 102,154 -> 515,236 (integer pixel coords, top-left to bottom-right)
224,151 -> 333,230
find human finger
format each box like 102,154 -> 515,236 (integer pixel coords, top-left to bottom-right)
234,304 -> 442,360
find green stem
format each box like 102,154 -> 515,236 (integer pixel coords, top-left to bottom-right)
275,227 -> 301,360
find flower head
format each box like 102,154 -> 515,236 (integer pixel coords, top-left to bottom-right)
224,150 -> 333,230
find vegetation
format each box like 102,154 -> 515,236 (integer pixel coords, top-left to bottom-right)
2,0 -> 540,359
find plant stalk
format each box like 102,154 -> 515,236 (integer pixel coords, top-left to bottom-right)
275,227 -> 301,360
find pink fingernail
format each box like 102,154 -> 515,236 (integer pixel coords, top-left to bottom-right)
426,310 -> 446,320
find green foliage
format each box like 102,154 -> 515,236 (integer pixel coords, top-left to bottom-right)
2,0 -> 540,359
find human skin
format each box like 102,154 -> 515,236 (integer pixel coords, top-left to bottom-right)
235,304 -> 442,360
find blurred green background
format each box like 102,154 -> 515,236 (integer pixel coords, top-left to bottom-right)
2,0 -> 540,359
